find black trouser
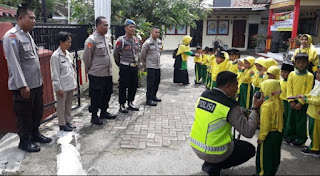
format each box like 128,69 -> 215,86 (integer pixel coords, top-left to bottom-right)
12,86 -> 43,140
118,64 -> 138,104
205,139 -> 256,170
146,68 -> 161,101
88,75 -> 113,115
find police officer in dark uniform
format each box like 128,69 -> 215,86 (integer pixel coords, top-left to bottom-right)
83,16 -> 117,125
2,5 -> 52,152
113,19 -> 140,113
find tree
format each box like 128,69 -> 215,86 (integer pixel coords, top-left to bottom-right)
70,0 -> 95,25
111,0 -> 210,36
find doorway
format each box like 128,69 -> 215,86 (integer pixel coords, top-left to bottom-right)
248,24 -> 259,49
232,20 -> 246,48
190,20 -> 203,47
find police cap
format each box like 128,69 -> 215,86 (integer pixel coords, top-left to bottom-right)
124,19 -> 136,26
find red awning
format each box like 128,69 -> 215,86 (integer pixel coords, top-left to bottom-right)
0,6 -> 16,17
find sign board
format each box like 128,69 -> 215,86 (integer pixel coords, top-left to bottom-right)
270,0 -> 295,9
270,11 -> 294,31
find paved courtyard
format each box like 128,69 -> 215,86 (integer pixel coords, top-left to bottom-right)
0,53 -> 319,175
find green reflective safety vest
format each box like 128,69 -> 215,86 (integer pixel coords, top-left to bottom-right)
190,96 -> 233,155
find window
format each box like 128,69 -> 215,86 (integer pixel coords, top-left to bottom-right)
207,20 -> 229,35
166,25 -> 187,35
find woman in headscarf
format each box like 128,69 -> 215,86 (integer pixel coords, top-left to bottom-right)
256,79 -> 284,176
173,36 -> 193,85
292,34 -> 319,73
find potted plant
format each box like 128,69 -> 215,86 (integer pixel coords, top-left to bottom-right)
251,34 -> 266,53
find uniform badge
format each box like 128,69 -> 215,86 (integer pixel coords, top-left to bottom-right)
9,34 -> 16,38
116,41 -> 122,48
10,39 -> 16,46
87,43 -> 92,49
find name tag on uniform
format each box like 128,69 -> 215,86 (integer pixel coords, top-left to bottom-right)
197,99 -> 216,113
150,45 -> 155,49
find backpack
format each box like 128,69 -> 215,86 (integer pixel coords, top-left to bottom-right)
172,44 -> 180,59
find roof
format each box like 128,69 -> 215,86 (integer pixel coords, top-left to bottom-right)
0,5 -> 16,17
201,0 -> 266,10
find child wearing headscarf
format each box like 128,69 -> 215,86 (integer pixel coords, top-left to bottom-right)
238,56 -> 255,108
292,34 -> 319,73
266,65 -> 281,80
256,79 -> 283,176
251,57 -> 266,92
296,65 -> 320,157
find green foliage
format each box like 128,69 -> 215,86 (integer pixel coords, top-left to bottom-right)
111,0 -> 210,38
70,0 -> 94,25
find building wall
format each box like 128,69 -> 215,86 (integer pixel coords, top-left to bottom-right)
162,27 -> 191,50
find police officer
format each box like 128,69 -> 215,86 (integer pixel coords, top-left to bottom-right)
190,71 -> 264,176
141,26 -> 162,106
83,16 -> 116,125
2,5 -> 52,152
113,19 -> 140,113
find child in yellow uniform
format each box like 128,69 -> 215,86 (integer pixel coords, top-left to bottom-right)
285,53 -> 314,147
236,59 -> 245,101
205,48 -> 215,88
194,46 -> 203,84
292,34 -> 319,73
251,57 -> 266,92
226,48 -> 240,74
280,62 -> 294,138
238,56 -> 255,108
266,65 -> 280,80
210,51 -> 229,89
256,79 -> 283,176
297,65 -> 320,157
201,47 -> 210,84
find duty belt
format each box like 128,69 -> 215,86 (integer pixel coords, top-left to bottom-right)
121,61 -> 137,67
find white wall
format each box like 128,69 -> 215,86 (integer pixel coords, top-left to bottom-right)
162,27 -> 191,50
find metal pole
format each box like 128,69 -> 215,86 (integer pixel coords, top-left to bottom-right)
42,0 -> 47,23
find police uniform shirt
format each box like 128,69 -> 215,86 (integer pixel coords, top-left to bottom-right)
113,34 -> 139,65
83,32 -> 112,77
2,24 -> 42,90
141,37 -> 162,69
50,47 -> 77,92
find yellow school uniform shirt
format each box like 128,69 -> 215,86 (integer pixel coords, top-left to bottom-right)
226,60 -> 238,74
211,58 -> 229,82
202,54 -> 209,65
280,79 -> 288,101
207,55 -> 215,72
305,82 -> 320,120
293,47 -> 319,73
287,70 -> 314,105
194,54 -> 202,63
259,80 -> 284,141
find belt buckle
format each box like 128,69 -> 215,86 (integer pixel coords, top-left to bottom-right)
131,63 -> 136,67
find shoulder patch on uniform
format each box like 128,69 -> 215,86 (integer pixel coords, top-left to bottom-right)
9,34 -> 16,38
87,42 -> 92,49
10,38 -> 17,46
197,99 -> 216,113
116,40 -> 122,47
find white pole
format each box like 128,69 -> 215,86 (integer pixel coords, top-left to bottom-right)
68,0 -> 71,24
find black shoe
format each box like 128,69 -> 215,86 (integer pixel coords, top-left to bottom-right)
100,112 -> 117,119
91,117 -> 103,125
59,125 -> 73,132
128,102 -> 139,111
31,133 -> 52,143
290,140 -> 304,148
202,161 -> 221,176
146,100 -> 157,106
66,122 -> 76,129
153,97 -> 161,102
18,140 -> 40,152
119,104 -> 128,113
283,138 -> 293,145
301,148 -> 320,157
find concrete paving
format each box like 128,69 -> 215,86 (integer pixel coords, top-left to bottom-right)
0,53 -> 319,175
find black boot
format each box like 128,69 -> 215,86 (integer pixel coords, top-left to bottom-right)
100,111 -> 117,119
119,104 -> 128,113
128,101 -> 139,111
202,161 -> 221,176
146,100 -> 157,106
18,138 -> 40,152
91,115 -> 103,125
59,125 -> 73,132
153,97 -> 161,102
